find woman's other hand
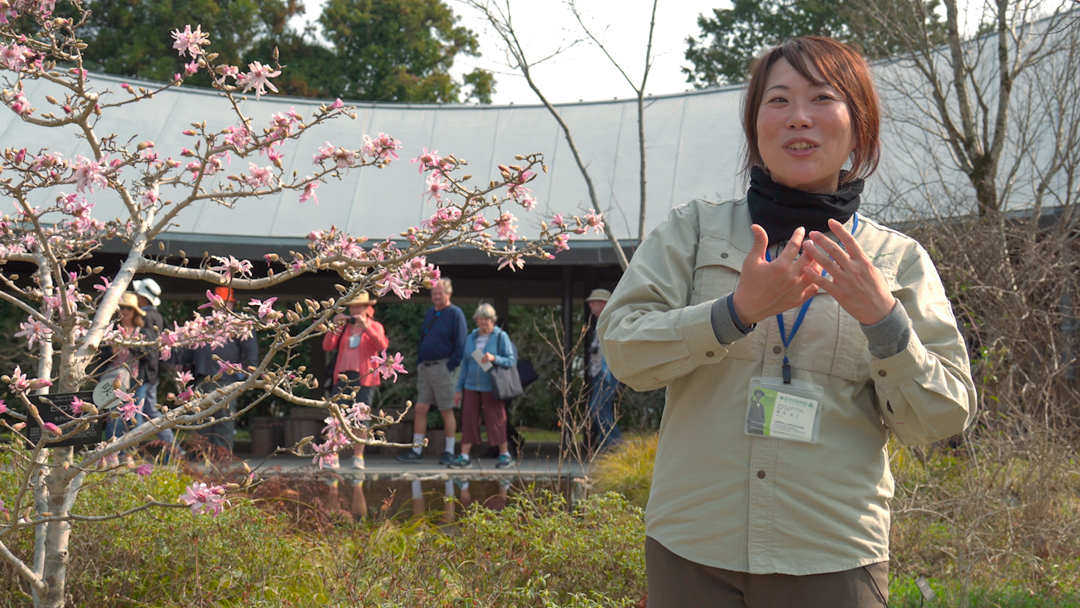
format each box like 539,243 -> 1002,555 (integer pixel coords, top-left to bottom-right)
731,224 -> 823,326
454,391 -> 463,407
482,353 -> 496,363
802,218 -> 896,325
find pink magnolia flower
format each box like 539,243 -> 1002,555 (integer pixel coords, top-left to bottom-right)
71,155 -> 108,193
244,163 -> 274,188
4,89 -> 31,116
217,360 -> 244,376
0,399 -> 7,415
117,399 -> 138,422
248,297 -> 278,319
171,25 -> 209,58
135,464 -> 153,477
330,98 -> 344,110
554,233 -> 570,252
94,277 -> 112,292
210,255 -> 253,280
70,397 -> 91,415
311,443 -> 338,469
370,350 -> 407,382
498,250 -> 526,271
0,42 -> 31,71
584,209 -> 605,234
346,402 -> 372,423
14,318 -> 51,349
299,180 -> 319,204
410,148 -> 441,174
184,60 -> 199,75
423,174 -> 450,202
495,212 -> 519,242
361,133 -> 401,162
43,422 -> 62,436
178,482 -> 229,516
236,61 -> 281,99
8,366 -> 30,392
176,370 -> 194,386
552,213 -> 565,227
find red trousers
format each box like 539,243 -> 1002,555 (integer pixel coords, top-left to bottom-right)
461,389 -> 507,446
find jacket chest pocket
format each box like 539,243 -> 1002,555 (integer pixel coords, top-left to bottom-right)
689,235 -> 764,360
689,235 -> 745,306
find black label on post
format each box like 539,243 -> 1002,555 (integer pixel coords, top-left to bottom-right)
24,392 -> 103,447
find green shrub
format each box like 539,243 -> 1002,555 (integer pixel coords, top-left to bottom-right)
589,434 -> 657,508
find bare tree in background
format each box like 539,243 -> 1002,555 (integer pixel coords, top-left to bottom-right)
465,0 -> 665,269
567,0 -> 658,245
853,0 -> 1080,422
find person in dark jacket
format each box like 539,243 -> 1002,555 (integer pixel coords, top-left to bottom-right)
397,278 -> 467,465
131,278 -> 181,453
177,287 -> 259,451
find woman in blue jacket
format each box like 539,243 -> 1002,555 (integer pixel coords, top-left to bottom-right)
447,303 -> 517,470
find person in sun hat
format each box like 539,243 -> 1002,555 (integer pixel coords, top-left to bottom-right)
96,292 -> 149,467
321,291 -> 389,469
585,288 -> 621,451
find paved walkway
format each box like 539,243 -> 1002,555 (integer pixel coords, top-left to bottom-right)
236,448 -> 589,483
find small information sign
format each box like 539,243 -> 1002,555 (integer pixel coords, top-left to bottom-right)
24,392 -> 103,447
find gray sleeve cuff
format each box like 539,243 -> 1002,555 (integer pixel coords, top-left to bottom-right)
711,294 -> 754,346
860,300 -> 911,359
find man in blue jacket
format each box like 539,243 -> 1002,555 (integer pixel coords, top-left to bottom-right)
398,278 -> 467,464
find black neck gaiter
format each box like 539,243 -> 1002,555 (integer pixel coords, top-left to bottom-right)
746,166 -> 863,246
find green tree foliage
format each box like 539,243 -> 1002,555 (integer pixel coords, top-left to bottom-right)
79,0 -> 494,103
683,0 -> 947,87
317,0 -> 494,103
81,0 -> 304,88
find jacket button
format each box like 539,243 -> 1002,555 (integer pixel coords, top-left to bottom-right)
720,252 -> 729,259
757,470 -> 766,479
773,346 -> 782,354
878,370 -> 887,377
706,351 -> 715,358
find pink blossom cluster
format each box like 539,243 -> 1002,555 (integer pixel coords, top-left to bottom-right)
13,317 -> 51,349
410,148 -> 453,175
71,155 -> 109,193
178,482 -> 229,516
0,0 -> 57,25
372,256 -> 441,300
420,205 -> 462,231
361,133 -> 402,163
209,255 -> 253,281
3,88 -> 31,116
0,42 -> 38,72
370,350 -> 407,382
158,307 -> 256,361
500,165 -> 538,210
6,365 -> 51,393
311,401 -> 374,468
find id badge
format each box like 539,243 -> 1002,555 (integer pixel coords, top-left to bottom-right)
348,334 -> 361,349
745,376 -> 824,443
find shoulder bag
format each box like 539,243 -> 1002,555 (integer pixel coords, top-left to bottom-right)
488,330 -> 523,400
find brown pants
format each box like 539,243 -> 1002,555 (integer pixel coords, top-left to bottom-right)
646,537 -> 889,608
461,389 -> 507,446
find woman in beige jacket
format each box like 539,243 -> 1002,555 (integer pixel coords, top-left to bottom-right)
598,37 -> 976,608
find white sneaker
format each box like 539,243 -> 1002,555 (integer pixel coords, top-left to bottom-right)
351,456 -> 365,469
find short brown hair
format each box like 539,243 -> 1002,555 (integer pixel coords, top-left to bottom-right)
742,37 -> 880,186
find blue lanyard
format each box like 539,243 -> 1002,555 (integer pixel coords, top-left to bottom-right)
764,214 -> 858,383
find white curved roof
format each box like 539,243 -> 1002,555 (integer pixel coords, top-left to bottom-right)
4,72 -> 747,251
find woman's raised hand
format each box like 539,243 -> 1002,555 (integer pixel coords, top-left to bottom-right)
802,218 -> 896,326
731,225 -> 822,326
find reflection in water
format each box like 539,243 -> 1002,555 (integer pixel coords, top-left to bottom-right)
351,477 -> 516,522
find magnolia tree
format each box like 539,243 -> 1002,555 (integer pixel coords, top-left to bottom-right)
0,2 -> 600,606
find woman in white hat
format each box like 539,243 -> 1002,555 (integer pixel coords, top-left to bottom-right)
321,292 -> 389,468
97,292 -> 149,466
